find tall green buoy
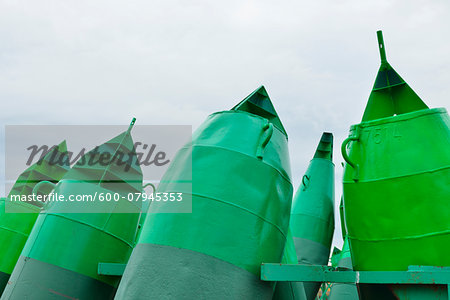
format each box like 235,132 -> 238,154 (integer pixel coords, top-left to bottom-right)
342,31 -> 450,299
115,86 -> 293,299
290,132 -> 335,300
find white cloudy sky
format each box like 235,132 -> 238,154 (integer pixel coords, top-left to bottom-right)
1,0 -> 449,248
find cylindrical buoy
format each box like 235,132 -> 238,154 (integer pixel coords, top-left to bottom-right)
342,31 -> 450,299
342,31 -> 450,272
115,86 -> 293,299
0,141 -> 70,294
290,132 -> 335,300
2,120 -> 144,300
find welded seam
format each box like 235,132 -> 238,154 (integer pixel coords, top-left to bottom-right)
347,229 -> 450,242
290,212 -> 334,225
0,225 -> 28,237
168,192 -> 288,239
343,164 -> 450,183
44,213 -> 134,248
178,144 -> 293,185
350,107 -> 446,129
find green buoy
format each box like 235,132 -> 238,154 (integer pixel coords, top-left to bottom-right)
2,120 -> 144,299
0,141 -> 70,294
342,31 -> 450,299
290,132 -> 335,300
115,86 -> 293,299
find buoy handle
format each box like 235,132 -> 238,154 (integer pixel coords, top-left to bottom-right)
341,136 -> 359,182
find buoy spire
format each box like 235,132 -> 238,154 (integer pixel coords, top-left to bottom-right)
377,30 -> 387,63
314,132 -> 333,161
127,117 -> 136,135
361,31 -> 428,121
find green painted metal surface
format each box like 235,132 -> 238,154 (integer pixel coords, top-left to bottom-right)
261,264 -> 450,285
328,237 -> 359,300
134,183 -> 154,242
0,141 -> 70,294
330,247 -> 341,269
342,31 -> 450,274
6,140 -> 69,201
327,199 -> 359,299
116,86 -> 293,299
358,283 -> 449,300
361,31 -> 428,122
3,257 -> 117,299
0,271 -> 8,296
2,120 -> 143,299
291,132 -> 334,251
97,263 -> 127,276
282,230 -> 301,266
262,264 -> 450,300
273,230 -> 307,300
290,133 -> 335,300
119,243 -> 275,299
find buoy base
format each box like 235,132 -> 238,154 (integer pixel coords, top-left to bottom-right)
115,243 -> 274,299
294,237 -> 330,300
1,256 -> 116,300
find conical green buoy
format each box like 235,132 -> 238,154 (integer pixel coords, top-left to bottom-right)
2,120 -> 144,300
290,132 -> 335,300
342,31 -> 450,299
0,141 -> 70,294
115,86 -> 293,299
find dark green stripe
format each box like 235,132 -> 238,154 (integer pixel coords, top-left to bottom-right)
328,282 -> 359,300
2,256 -> 116,300
116,243 -> 274,299
293,237 -> 330,300
273,282 -> 307,300
0,271 -> 9,295
358,283 -> 447,300
290,215 -> 334,247
293,237 -> 330,266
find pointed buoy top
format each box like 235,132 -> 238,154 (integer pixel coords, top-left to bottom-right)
38,140 -> 68,165
313,132 -> 333,161
232,86 -> 288,137
8,139 -> 70,200
361,31 -> 428,122
372,30 -> 406,91
63,119 -> 143,193
57,140 -> 67,152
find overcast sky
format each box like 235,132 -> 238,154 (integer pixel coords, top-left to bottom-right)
1,0 -> 449,248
